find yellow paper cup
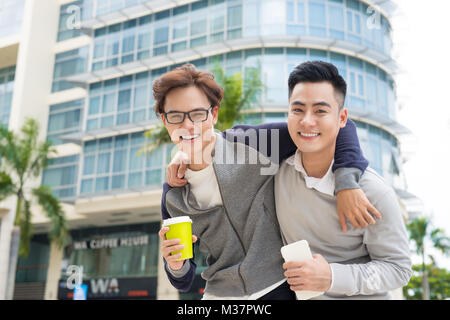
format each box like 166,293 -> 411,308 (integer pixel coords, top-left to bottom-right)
163,216 -> 193,261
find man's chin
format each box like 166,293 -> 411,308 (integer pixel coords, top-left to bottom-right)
293,142 -> 323,154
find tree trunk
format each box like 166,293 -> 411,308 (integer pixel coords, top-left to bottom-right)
422,272 -> 430,300
5,226 -> 20,300
6,195 -> 23,300
421,251 -> 430,300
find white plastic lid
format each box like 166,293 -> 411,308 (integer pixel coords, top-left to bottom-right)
162,216 -> 192,227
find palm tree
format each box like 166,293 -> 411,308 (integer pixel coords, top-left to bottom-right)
0,118 -> 69,299
140,64 -> 263,155
406,216 -> 450,300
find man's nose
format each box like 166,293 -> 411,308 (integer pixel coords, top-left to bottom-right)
180,116 -> 195,130
300,111 -> 315,126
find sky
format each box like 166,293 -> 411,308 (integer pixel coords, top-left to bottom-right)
390,0 -> 450,268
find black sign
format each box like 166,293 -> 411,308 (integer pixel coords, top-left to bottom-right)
58,276 -> 157,300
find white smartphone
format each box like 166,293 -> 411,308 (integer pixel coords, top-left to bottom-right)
281,240 -> 324,300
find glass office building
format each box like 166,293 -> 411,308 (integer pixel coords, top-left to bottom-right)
6,0 -> 411,300
0,66 -> 15,128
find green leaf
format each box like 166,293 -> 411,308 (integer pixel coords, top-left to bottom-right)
32,185 -> 68,250
0,171 -> 16,202
430,228 -> 450,256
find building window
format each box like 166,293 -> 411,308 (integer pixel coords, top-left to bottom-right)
52,47 -> 89,93
94,0 -> 148,17
85,70 -> 164,131
47,99 -> 83,145
90,0 -> 245,71
57,1 -> 84,42
80,133 -> 171,196
42,155 -> 79,199
354,121 -> 400,183
0,65 -> 15,128
15,235 -> 50,283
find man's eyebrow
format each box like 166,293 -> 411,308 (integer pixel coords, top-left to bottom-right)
312,101 -> 331,108
291,101 -> 331,108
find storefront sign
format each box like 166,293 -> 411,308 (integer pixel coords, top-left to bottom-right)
73,235 -> 149,250
58,276 -> 157,300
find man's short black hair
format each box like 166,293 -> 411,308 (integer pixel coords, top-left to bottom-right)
288,61 -> 347,108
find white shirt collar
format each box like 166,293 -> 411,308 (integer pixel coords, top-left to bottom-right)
285,149 -> 335,196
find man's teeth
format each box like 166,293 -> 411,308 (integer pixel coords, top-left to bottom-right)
299,132 -> 320,137
181,134 -> 200,140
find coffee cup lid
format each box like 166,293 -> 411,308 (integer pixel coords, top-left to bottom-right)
162,216 -> 192,227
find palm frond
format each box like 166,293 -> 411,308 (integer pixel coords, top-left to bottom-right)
239,66 -> 264,111
32,185 -> 68,250
16,118 -> 41,179
0,124 -> 21,172
430,228 -> 450,256
28,140 -> 57,180
407,217 -> 428,255
0,171 -> 16,202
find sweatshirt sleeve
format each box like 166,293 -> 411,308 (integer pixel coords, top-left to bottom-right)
327,188 -> 412,296
333,119 -> 369,192
161,183 -> 197,292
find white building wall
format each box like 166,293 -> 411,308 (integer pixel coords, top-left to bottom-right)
0,0 -> 60,299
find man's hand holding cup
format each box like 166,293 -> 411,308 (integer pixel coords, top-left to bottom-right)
159,216 -> 197,270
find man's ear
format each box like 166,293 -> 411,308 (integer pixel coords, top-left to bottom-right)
211,106 -> 219,125
339,108 -> 348,128
161,113 -> 167,126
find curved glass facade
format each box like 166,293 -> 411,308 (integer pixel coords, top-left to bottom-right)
355,121 -> 401,187
84,47 -> 395,135
90,0 -> 391,71
46,0 -> 402,197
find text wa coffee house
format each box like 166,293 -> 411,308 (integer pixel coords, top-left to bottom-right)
57,223 -> 160,300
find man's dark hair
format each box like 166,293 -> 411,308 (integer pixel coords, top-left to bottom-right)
288,61 -> 347,108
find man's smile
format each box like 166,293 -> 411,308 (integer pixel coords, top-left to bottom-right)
298,131 -> 321,138
180,134 -> 201,142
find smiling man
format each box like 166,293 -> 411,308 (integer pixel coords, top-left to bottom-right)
278,61 -> 412,299
157,63 -> 384,299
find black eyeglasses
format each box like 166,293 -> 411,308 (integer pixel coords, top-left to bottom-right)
163,106 -> 213,124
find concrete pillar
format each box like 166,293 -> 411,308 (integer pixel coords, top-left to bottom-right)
0,199 -> 16,300
0,0 -> 60,300
44,242 -> 64,300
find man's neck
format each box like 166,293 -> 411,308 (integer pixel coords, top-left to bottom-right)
301,146 -> 335,178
